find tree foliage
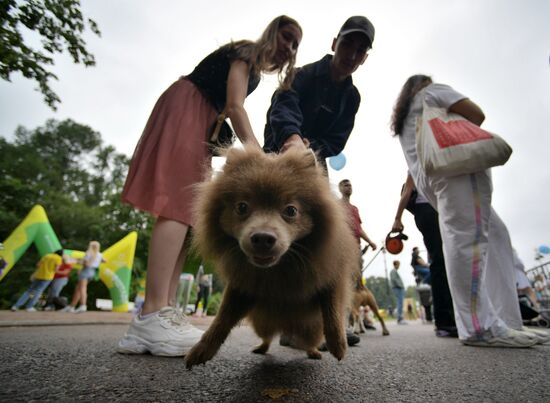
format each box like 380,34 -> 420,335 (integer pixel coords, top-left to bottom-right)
365,275 -> 395,311
0,0 -> 101,109
0,119 -> 153,308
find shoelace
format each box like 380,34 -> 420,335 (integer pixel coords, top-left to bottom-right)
158,307 -> 190,329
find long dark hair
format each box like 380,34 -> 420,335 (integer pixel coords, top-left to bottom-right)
390,75 -> 432,136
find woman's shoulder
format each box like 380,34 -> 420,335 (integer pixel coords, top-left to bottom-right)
424,83 -> 466,108
219,40 -> 256,62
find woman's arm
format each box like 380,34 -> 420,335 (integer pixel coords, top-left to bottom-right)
449,98 -> 485,126
225,60 -> 261,148
392,173 -> 415,232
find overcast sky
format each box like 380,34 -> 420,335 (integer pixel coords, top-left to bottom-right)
1,0 -> 549,287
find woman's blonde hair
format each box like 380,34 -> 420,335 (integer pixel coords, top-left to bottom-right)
87,241 -> 101,261
235,15 -> 301,91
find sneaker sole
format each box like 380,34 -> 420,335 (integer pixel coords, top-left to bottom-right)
462,339 -> 537,348
117,334 -> 192,357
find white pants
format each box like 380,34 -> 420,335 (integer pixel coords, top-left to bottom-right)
415,169 -> 520,339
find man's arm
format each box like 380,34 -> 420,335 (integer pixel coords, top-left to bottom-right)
392,173 -> 415,232
268,69 -> 309,150
308,93 -> 359,159
359,228 -> 377,250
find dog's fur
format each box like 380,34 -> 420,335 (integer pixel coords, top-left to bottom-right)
350,277 -> 390,336
184,147 -> 358,369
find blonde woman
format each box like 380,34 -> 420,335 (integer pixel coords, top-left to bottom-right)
117,16 -> 303,356
63,241 -> 104,313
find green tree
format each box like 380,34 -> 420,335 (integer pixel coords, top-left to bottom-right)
0,119 -> 153,309
365,275 -> 395,311
0,0 -> 101,110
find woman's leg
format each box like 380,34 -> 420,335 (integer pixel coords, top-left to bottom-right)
484,209 -> 523,330
70,283 -> 81,307
429,171 -> 507,340
79,279 -> 89,306
167,237 -> 189,308
142,217 -> 189,315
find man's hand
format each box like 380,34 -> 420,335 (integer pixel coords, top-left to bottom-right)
392,218 -> 404,233
281,134 -> 310,153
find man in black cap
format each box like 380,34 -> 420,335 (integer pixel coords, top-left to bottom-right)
264,16 -> 375,168
267,17 -> 374,349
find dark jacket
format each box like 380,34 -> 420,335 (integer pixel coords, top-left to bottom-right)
263,54 -> 361,161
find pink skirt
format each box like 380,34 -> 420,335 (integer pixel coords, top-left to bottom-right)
121,78 -> 218,226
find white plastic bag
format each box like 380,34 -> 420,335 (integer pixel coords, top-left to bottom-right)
416,100 -> 512,176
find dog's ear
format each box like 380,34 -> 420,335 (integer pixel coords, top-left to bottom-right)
280,148 -> 318,171
223,145 -> 264,165
303,148 -> 319,169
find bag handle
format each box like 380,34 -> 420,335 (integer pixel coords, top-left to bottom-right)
210,111 -> 227,142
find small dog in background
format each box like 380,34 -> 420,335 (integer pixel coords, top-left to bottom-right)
350,276 -> 390,336
185,146 -> 358,369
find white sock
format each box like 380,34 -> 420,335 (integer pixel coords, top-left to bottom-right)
139,311 -> 158,320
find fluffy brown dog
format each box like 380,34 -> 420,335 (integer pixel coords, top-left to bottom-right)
184,146 -> 358,369
350,277 -> 390,336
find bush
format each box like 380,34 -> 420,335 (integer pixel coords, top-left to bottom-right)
206,292 -> 222,316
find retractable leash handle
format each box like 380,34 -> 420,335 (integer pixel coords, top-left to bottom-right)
385,231 -> 409,255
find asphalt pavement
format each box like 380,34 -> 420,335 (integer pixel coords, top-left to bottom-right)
0,310 -> 548,402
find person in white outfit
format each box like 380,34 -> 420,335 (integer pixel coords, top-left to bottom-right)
390,75 -> 549,347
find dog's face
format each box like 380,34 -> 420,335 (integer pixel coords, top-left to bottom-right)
193,146 -> 332,270
220,193 -> 313,268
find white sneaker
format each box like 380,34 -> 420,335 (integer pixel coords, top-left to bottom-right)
74,305 -> 87,313
462,328 -> 538,348
522,326 -> 550,344
117,306 -> 204,356
25,307 -> 37,312
61,306 -> 75,313
10,306 -> 17,312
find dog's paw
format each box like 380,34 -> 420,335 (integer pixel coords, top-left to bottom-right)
184,341 -> 217,369
306,349 -> 322,360
252,342 -> 270,355
325,337 -> 347,361
382,329 -> 390,336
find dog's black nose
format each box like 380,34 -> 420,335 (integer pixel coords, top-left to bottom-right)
250,232 -> 276,253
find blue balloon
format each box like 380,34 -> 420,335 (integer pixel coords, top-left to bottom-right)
539,245 -> 550,254
329,153 -> 346,171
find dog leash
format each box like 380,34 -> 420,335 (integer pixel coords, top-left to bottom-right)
361,246 -> 385,274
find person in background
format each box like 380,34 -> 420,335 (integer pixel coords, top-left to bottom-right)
11,250 -> 62,311
338,178 -> 377,347
117,16 -> 303,357
390,74 -> 549,346
339,179 -> 377,255
410,247 -> 431,285
392,173 -> 457,337
193,264 -> 212,317
62,241 -> 104,313
264,16 -> 375,169
44,253 -> 75,310
390,260 -> 407,325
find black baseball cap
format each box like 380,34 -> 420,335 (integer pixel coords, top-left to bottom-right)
338,16 -> 375,48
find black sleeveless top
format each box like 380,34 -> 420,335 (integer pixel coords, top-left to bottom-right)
187,42 -> 261,113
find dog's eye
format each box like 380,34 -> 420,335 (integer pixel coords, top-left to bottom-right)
235,202 -> 249,215
283,205 -> 298,218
